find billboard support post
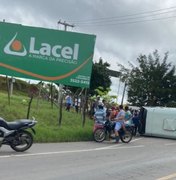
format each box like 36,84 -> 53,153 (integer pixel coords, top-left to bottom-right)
57,20 -> 75,126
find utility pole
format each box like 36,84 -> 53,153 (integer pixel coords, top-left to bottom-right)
121,81 -> 127,105
57,20 -> 74,126
57,20 -> 75,104
58,20 -> 74,31
117,76 -> 121,103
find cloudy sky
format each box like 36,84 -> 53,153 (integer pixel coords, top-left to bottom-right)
0,0 -> 176,103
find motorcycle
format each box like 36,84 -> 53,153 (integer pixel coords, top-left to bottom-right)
93,119 -> 133,143
0,117 -> 37,152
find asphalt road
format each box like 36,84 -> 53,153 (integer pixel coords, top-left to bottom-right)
0,136 -> 176,180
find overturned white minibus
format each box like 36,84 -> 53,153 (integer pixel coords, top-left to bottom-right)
139,106 -> 176,139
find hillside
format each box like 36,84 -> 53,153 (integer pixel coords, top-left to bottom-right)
0,90 -> 94,142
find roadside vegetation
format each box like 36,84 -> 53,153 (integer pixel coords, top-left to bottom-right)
0,91 -> 94,143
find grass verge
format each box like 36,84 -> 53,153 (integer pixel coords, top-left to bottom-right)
0,92 -> 94,142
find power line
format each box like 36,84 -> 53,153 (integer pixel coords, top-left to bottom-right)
68,5 -> 176,27
75,9 -> 176,25
70,5 -> 176,23
76,14 -> 176,27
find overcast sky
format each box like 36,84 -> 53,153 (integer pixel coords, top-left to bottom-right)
1,0 -> 176,103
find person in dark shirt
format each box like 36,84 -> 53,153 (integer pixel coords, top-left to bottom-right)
132,111 -> 140,136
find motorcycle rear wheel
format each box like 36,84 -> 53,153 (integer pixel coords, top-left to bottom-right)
120,130 -> 133,143
93,128 -> 106,142
10,130 -> 33,152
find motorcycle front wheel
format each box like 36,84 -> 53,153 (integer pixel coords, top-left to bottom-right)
120,129 -> 133,143
10,130 -> 33,152
93,128 -> 106,142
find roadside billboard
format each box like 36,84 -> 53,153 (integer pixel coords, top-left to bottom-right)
0,22 -> 96,88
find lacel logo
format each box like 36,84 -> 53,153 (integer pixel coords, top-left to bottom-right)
4,33 -> 79,60
4,33 -> 27,56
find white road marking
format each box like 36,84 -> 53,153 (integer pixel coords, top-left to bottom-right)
0,138 -> 144,159
95,137 -> 144,150
157,173 -> 176,180
0,149 -> 99,158
165,142 -> 176,146
95,143 -> 122,150
110,145 -> 144,150
131,137 -> 143,142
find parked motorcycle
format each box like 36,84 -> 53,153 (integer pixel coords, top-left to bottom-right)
93,119 -> 133,143
0,117 -> 37,152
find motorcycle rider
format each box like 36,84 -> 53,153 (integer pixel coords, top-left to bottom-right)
114,105 -> 126,143
94,102 -> 106,122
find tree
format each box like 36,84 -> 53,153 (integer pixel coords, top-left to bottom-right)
89,57 -> 112,96
127,50 -> 176,107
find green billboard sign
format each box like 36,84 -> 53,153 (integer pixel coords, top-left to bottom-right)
0,22 -> 96,88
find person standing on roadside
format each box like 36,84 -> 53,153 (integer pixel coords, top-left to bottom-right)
124,106 -> 132,124
132,110 -> 140,136
91,97 -> 100,116
114,105 -> 126,143
65,94 -> 72,112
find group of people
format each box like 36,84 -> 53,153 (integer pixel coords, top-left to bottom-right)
94,101 -> 140,143
65,94 -> 81,113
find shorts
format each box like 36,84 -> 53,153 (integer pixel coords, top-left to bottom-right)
115,122 -> 122,131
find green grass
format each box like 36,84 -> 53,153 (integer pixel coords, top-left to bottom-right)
0,92 -> 94,142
